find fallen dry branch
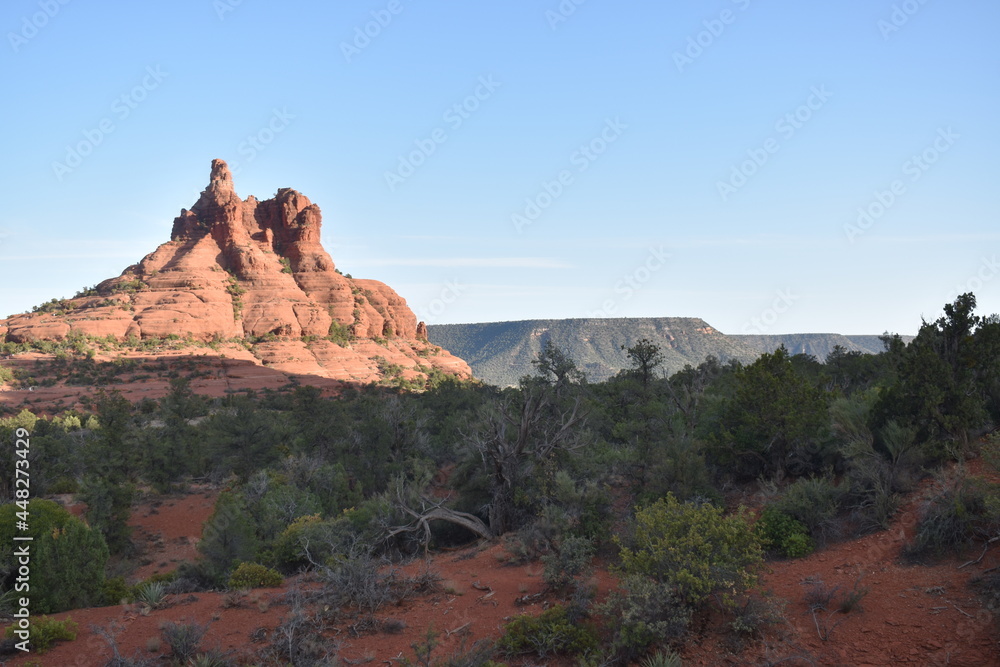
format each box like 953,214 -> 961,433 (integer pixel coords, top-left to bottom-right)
446,622 -> 471,637
386,487 -> 493,551
958,535 -> 999,569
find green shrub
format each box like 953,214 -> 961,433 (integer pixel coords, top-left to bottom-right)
906,472 -> 1000,559
4,616 -> 77,653
599,575 -> 691,664
135,580 -> 168,608
729,593 -> 787,639
641,650 -> 683,667
497,605 -> 599,658
228,562 -> 283,589
267,513 -> 324,569
541,535 -> 594,592
327,320 -> 353,347
187,650 -> 234,667
0,498 -> 73,543
197,493 -> 259,581
32,520 -> 110,613
615,494 -> 762,609
101,576 -> 131,606
0,500 -> 109,613
160,620 -> 207,663
773,475 -> 844,543
47,476 -> 79,494
755,507 -> 814,558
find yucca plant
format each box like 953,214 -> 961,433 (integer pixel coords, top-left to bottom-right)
135,581 -> 167,609
641,650 -> 683,667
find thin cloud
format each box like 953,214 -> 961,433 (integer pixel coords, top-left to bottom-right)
351,257 -> 572,268
0,253 -> 139,261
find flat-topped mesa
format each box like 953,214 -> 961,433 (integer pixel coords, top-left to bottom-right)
0,160 -> 470,383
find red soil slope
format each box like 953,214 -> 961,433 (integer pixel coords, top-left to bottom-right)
3,472 -> 998,666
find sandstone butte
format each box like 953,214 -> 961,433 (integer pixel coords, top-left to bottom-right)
0,159 -> 470,385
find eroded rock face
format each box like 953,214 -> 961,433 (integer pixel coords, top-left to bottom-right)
1,160 -> 470,382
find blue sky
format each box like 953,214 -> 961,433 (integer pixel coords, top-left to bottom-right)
2,0 -> 998,336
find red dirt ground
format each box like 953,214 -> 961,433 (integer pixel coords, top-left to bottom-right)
3,469 -> 999,666
129,488 -> 219,582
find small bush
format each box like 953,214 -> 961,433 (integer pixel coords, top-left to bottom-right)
640,650 -> 683,667
3,616 -> 77,653
383,618 -> 406,634
755,507 -> 814,558
906,472 -> 1000,560
160,620 -> 207,663
541,535 -> 594,592
802,576 -> 868,614
599,575 -> 691,664
327,320 -> 353,347
317,552 -> 397,622
102,576 -> 132,606
497,605 -> 599,658
971,570 -> 1000,612
264,587 -> 334,666
135,581 -> 167,608
188,650 -> 234,667
773,476 -> 844,543
434,638 -> 498,667
169,560 -> 223,593
730,594 -> 786,639
803,578 -> 839,611
837,578 -> 870,614
616,494 -> 762,609
228,562 -> 283,589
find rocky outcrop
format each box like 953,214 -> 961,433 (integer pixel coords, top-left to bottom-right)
1,160 -> 470,383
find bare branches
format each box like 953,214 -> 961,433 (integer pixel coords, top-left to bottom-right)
467,388 -> 588,534
386,485 -> 493,550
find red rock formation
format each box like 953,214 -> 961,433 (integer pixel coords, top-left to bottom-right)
0,160 -> 470,383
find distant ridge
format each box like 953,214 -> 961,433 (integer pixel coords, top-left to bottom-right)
427,318 -> 901,387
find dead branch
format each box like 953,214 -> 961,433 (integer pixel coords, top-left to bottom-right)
386,487 -> 493,550
446,622 -> 471,637
958,535 -> 999,569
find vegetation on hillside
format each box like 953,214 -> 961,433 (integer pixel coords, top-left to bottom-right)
1,294 -> 998,664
